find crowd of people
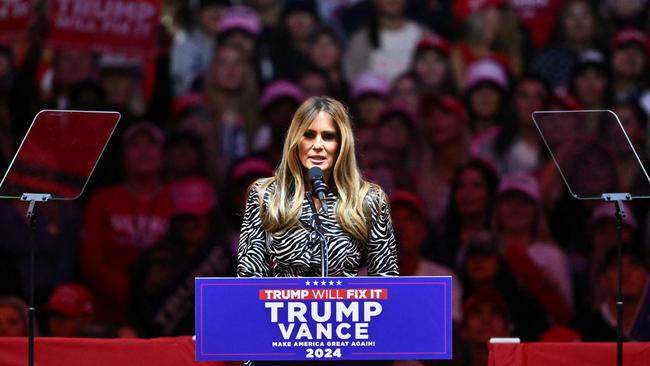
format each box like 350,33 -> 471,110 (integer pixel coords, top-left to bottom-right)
1,0 -> 650,365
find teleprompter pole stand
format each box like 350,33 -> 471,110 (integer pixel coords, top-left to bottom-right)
20,193 -> 52,366
602,192 -> 632,366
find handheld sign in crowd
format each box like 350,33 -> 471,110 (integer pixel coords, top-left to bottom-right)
0,0 -> 32,45
195,276 -> 452,361
46,0 -> 160,57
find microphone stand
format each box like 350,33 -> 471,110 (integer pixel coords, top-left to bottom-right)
307,192 -> 329,277
245,186 -> 329,366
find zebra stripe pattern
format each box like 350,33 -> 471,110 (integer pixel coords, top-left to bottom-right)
237,179 -> 398,277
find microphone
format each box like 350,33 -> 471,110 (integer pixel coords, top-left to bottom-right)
308,167 -> 329,276
308,167 -> 329,212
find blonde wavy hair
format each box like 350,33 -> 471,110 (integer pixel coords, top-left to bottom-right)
258,96 -> 373,241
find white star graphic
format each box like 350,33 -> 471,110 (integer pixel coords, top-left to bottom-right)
312,280 -> 319,286
329,281 -> 334,286
305,281 -> 311,286
321,280 -> 326,286
336,280 -> 342,286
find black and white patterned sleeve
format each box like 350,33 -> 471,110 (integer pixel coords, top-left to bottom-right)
365,186 -> 399,276
237,181 -> 270,277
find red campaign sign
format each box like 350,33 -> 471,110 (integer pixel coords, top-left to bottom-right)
46,0 -> 160,58
0,0 -> 33,44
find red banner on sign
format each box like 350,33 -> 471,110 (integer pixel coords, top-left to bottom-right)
0,0 -> 33,45
46,0 -> 160,58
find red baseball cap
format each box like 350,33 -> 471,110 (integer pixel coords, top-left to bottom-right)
611,29 -> 650,58
47,284 -> 94,317
172,92 -> 208,120
390,190 -> 425,217
438,95 -> 466,115
547,92 -> 583,110
169,177 -> 217,216
231,158 -> 274,183
416,34 -> 450,56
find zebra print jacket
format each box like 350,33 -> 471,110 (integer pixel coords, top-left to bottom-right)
237,179 -> 398,277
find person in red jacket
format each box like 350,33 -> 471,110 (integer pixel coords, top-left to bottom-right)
80,122 -> 171,324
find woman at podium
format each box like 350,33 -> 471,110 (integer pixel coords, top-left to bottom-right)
237,96 -> 398,278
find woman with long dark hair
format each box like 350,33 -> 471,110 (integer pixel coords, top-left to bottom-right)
443,159 -> 499,269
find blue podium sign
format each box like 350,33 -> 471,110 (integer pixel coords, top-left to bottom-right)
195,276 -> 452,361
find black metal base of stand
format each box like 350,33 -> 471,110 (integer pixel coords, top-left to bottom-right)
21,193 -> 51,366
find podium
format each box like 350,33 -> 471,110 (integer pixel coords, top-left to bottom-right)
195,276 -> 453,362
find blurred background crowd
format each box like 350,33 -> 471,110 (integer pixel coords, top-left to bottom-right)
1,0 -> 650,365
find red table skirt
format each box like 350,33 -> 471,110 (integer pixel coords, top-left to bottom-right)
489,342 -> 650,366
0,336 -> 227,366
